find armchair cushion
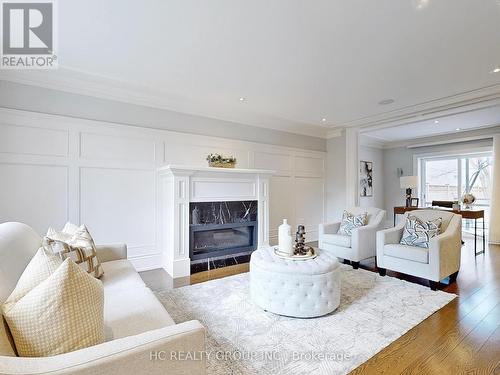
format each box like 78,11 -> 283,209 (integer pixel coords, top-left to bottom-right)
383,244 -> 429,264
377,226 -> 405,246
400,215 -> 442,248
338,210 -> 368,235
319,222 -> 341,235
321,233 -> 351,248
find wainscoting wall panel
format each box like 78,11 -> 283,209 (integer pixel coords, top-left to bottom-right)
254,151 -> 292,176
80,132 -> 156,163
294,154 -> 324,178
0,163 -> 69,233
268,175 -> 294,242
79,167 -> 157,259
0,108 -> 326,271
294,177 -> 325,240
0,123 -> 68,157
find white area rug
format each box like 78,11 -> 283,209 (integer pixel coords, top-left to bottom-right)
155,265 -> 455,375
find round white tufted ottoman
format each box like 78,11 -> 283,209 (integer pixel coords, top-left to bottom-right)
250,247 -> 341,318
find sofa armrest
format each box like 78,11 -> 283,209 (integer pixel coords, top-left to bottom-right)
319,222 -> 341,236
96,243 -> 127,262
0,321 -> 206,375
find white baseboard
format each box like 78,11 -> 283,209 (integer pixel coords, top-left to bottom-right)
128,254 -> 162,272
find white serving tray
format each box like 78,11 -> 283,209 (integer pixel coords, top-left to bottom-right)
272,246 -> 317,260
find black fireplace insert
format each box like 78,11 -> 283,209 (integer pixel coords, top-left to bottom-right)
189,200 -> 257,261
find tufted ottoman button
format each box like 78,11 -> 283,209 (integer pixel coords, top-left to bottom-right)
249,246 -> 341,318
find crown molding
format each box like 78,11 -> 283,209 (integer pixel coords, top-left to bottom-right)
0,67 -> 329,139
2,67 -> 500,143
381,123 -> 500,149
332,84 -> 500,131
405,135 -> 494,149
326,129 -> 343,138
359,135 -> 385,149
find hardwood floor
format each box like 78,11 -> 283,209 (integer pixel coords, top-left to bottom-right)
140,238 -> 500,375
352,238 -> 500,375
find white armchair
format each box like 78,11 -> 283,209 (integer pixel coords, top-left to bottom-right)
376,210 -> 462,290
319,207 -> 386,268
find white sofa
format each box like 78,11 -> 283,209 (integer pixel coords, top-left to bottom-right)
376,210 -> 462,290
0,222 -> 206,375
318,207 -> 386,268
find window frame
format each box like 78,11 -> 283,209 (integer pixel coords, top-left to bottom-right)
418,151 -> 492,207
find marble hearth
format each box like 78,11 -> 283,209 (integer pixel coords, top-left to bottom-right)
157,165 -> 274,278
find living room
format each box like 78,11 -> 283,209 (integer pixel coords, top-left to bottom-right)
0,1 -> 499,374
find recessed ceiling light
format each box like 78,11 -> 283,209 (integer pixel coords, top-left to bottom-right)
321,118 -> 327,122
414,0 -> 430,10
239,97 -> 245,102
492,67 -> 500,73
455,128 -> 461,131
434,120 -> 439,124
378,99 -> 394,105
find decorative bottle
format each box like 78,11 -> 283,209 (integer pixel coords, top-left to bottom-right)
192,206 -> 200,225
278,219 -> 293,255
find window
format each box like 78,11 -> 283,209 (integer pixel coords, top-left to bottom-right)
423,158 -> 459,203
420,152 -> 493,233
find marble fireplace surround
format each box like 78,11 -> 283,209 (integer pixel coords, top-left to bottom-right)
158,165 -> 275,278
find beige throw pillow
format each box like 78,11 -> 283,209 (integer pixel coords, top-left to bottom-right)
44,224 -> 104,278
2,247 -> 63,313
0,318 -> 15,356
3,259 -> 105,357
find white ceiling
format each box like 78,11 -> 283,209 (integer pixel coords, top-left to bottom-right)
2,0 -> 500,139
362,105 -> 500,142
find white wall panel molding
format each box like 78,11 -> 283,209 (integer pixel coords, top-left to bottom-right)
345,128 -> 359,207
0,123 -> 69,158
0,162 -> 70,234
80,132 -> 156,163
253,151 -> 292,177
294,155 -> 324,178
79,167 -> 156,262
0,107 -> 326,272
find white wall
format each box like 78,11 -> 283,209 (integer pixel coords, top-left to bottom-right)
359,145 -> 384,210
0,81 -> 326,152
325,133 -> 347,221
0,108 -> 325,271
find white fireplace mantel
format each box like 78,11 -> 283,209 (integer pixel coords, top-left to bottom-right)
157,165 -> 275,278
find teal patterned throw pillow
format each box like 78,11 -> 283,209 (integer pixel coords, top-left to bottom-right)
338,211 -> 368,236
400,215 -> 442,248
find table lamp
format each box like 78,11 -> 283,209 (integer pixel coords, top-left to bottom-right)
400,176 -> 418,207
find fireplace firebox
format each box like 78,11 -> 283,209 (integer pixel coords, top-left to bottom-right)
189,200 -> 257,261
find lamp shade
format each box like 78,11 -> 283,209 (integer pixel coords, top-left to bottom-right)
400,176 -> 418,189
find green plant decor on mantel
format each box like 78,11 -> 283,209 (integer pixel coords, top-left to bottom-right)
206,153 -> 237,168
